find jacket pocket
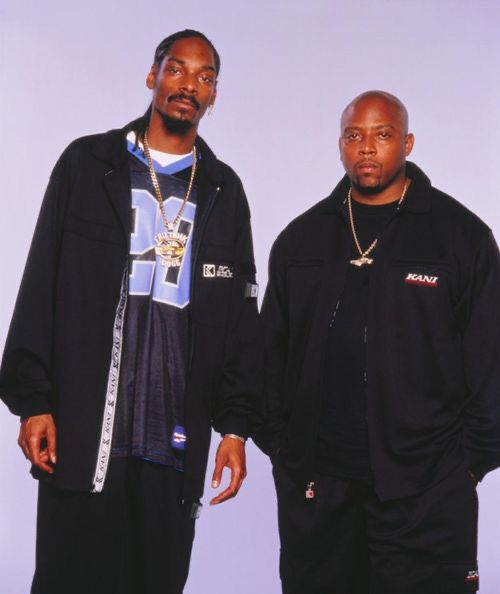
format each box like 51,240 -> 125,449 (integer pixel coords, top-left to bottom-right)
439,563 -> 479,592
64,213 -> 123,245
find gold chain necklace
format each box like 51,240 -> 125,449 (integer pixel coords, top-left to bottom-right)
348,181 -> 409,267
142,130 -> 197,267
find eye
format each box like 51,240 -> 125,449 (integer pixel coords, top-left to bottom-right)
345,132 -> 360,141
378,131 -> 391,139
167,66 -> 181,75
199,74 -> 215,85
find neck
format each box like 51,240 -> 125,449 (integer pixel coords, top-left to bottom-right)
351,174 -> 410,206
146,112 -> 197,154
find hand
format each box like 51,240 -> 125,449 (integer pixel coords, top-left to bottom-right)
210,436 -> 246,505
18,414 -> 57,474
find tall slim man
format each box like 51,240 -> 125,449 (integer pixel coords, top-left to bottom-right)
0,30 -> 260,594
257,91 -> 500,594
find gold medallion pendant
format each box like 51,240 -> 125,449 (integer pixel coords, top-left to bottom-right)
350,256 -> 374,267
154,231 -> 188,267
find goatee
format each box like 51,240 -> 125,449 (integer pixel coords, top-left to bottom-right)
155,108 -> 194,135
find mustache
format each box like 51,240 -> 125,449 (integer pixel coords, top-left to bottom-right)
168,93 -> 201,111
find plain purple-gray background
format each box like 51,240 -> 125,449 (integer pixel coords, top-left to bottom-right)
1,1 -> 499,592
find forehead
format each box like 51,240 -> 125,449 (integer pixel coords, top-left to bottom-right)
342,98 -> 404,130
164,37 -> 216,68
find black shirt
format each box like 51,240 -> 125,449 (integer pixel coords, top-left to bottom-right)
316,198 -> 399,480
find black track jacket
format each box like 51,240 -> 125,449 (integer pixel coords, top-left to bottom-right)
0,118 -> 261,500
256,162 -> 500,501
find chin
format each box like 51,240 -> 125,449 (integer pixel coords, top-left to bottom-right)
353,180 -> 383,196
158,111 -> 195,135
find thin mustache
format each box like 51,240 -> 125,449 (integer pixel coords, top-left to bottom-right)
168,93 -> 201,110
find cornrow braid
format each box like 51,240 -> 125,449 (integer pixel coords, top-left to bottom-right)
154,29 -> 221,74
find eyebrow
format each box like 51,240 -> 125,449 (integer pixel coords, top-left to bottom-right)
167,57 -> 216,73
343,124 -> 397,132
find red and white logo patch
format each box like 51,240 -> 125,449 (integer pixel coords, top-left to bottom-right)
405,272 -> 439,287
466,570 -> 479,583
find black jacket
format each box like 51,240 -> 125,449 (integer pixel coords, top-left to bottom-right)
0,118 -> 261,500
256,162 -> 500,501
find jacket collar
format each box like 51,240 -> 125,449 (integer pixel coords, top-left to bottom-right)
319,161 -> 433,215
90,116 -> 223,187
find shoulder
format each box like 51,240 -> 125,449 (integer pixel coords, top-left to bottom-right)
197,136 -> 244,189
430,186 -> 491,239
52,127 -> 124,175
273,194 -> 337,251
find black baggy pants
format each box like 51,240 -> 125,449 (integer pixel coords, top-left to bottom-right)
273,460 -> 479,594
32,458 -> 197,594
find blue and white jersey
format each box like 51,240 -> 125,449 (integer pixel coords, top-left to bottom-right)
111,133 -> 198,469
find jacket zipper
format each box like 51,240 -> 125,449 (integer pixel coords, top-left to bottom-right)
91,268 -> 129,493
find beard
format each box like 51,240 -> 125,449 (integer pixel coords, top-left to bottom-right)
350,181 -> 385,196
155,107 -> 194,135
351,164 -> 406,196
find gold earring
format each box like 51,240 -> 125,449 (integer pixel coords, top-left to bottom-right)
208,104 -> 214,116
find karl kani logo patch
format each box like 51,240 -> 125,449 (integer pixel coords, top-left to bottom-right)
405,272 -> 439,287
465,570 -> 479,583
203,263 -> 234,279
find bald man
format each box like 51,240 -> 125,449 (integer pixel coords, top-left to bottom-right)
255,91 -> 500,594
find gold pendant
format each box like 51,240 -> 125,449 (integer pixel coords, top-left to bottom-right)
154,231 -> 187,267
350,256 -> 374,267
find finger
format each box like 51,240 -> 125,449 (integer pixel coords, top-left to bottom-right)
211,455 -> 225,489
209,485 -> 237,505
18,437 -> 30,460
29,435 -> 54,474
229,464 -> 245,495
47,423 -> 57,465
210,467 -> 244,505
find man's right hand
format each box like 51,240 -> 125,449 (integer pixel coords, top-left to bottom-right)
18,414 -> 57,474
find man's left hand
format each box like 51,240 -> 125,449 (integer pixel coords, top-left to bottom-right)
210,436 -> 246,505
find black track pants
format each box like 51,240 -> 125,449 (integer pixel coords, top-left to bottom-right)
273,460 -> 479,594
31,458 -> 198,594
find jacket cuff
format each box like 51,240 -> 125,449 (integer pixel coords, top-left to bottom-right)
465,449 -> 488,483
215,414 -> 248,439
468,463 -> 486,483
13,393 -> 52,421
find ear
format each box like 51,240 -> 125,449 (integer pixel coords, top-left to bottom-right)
146,64 -> 158,90
405,133 -> 415,156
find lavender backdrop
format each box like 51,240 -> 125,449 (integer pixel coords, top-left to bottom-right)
1,1 -> 499,592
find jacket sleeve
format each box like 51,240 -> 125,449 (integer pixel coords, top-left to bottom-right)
211,179 -> 263,439
461,230 -> 500,481
252,234 -> 289,455
0,150 -> 69,419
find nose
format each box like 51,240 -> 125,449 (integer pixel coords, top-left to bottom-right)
359,136 -> 376,156
179,72 -> 198,95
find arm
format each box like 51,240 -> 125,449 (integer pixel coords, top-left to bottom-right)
253,235 -> 289,457
210,180 -> 262,504
461,230 -> 500,481
0,149 -> 69,471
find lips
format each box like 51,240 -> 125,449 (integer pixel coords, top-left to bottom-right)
356,161 -> 380,174
174,98 -> 195,107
